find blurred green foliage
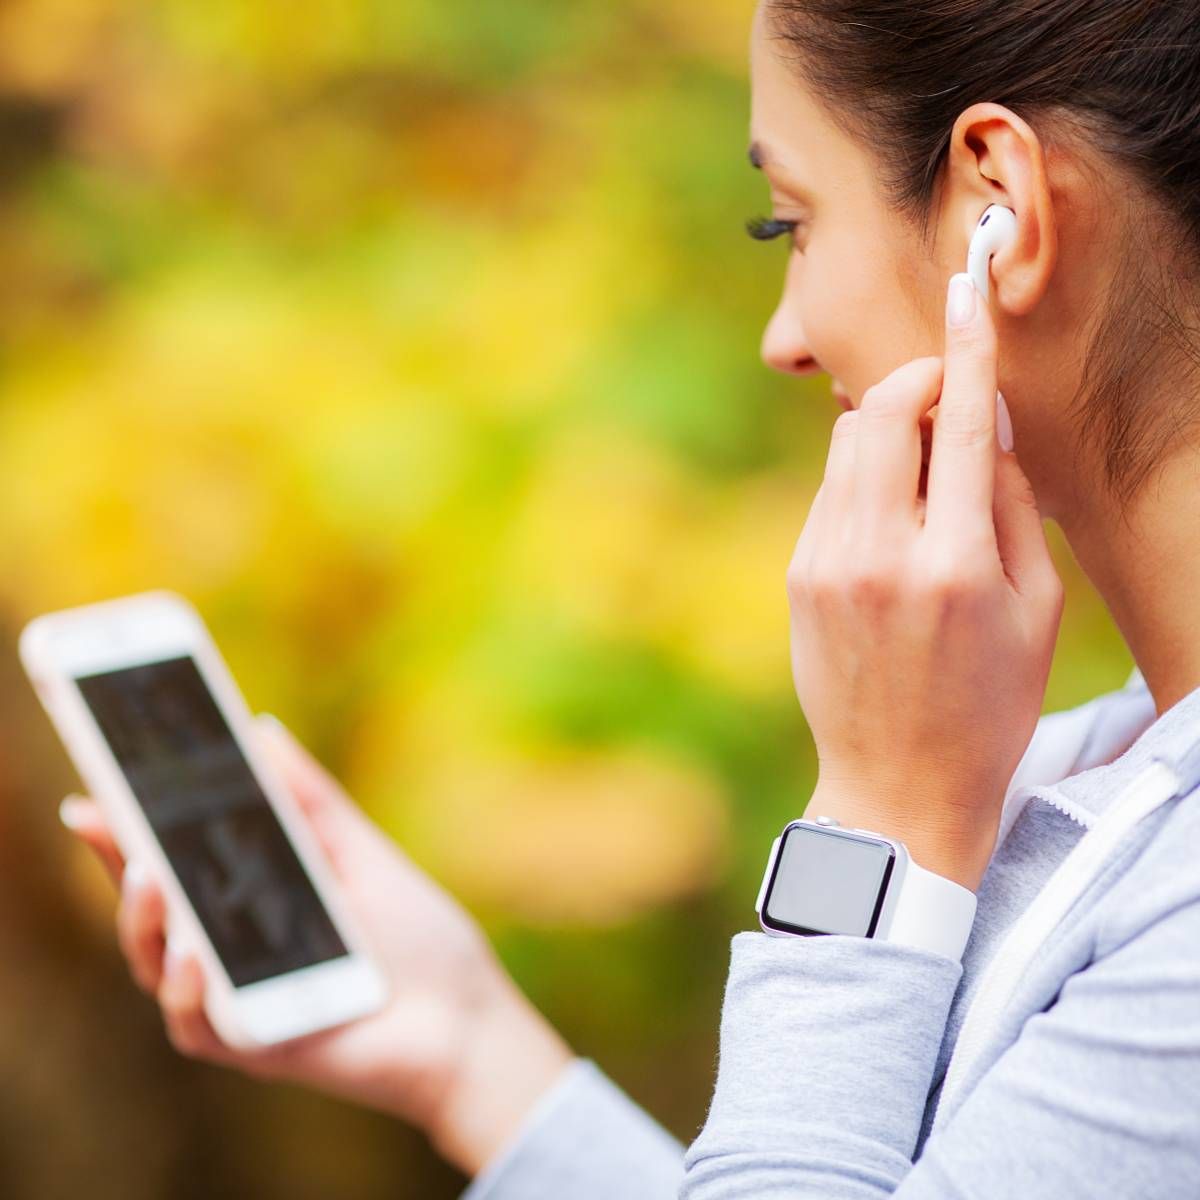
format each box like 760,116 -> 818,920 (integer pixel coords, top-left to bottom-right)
0,1 -> 1132,1197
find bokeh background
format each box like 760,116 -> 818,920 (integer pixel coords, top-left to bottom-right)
0,1 -> 1134,1197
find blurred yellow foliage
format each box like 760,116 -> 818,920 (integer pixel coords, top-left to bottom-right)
408,740 -> 730,924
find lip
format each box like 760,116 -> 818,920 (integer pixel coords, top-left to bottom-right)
831,380 -> 853,411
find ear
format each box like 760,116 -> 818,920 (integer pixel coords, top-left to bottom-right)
944,102 -> 1057,317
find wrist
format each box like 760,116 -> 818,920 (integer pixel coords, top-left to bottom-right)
427,966 -> 575,1178
807,784 -> 997,892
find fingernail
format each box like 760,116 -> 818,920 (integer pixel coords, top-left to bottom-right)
996,390 -> 1014,452
58,796 -> 86,831
164,934 -> 185,978
257,712 -> 286,736
123,859 -> 148,899
947,272 -> 977,327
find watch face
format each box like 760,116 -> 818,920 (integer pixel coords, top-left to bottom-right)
762,823 -> 896,937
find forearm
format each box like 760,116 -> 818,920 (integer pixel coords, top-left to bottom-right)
808,780 -> 999,891
682,930 -> 961,1198
428,967 -> 575,1178
432,973 -> 688,1199
457,1054 -> 687,1200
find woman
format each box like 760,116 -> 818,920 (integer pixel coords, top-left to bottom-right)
60,0 -> 1200,1196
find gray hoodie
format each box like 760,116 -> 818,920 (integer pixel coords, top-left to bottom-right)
461,667 -> 1200,1199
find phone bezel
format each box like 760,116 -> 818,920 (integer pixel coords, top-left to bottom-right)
20,590 -> 388,1048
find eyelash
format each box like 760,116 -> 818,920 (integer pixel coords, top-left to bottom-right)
746,215 -> 804,249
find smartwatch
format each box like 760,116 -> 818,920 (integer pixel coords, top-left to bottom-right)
754,816 -> 978,961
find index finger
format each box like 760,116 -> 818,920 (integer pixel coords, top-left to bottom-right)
60,795 -> 125,883
924,272 -> 999,543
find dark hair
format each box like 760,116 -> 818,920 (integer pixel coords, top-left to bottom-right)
766,1 -> 1200,509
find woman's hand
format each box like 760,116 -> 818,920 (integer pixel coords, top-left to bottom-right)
786,273 -> 1064,891
59,714 -> 574,1178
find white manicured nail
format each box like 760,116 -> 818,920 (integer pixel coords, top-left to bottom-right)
123,860 -> 148,898
58,796 -> 86,831
164,935 -> 186,978
947,272 -> 977,327
996,390 -> 1014,452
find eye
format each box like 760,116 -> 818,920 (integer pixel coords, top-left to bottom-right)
745,215 -> 806,251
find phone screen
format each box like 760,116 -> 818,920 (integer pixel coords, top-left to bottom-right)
75,655 -> 349,987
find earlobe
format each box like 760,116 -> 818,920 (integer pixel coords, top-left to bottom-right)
949,103 -> 1058,317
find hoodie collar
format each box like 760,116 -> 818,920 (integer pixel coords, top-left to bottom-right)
1028,665 -> 1200,829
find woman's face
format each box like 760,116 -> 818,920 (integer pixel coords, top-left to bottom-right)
748,5 -> 1153,532
749,5 -> 951,410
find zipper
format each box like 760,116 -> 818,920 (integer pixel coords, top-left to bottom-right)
1029,786 -> 1095,830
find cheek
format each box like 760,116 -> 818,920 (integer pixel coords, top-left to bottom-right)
800,239 -> 932,401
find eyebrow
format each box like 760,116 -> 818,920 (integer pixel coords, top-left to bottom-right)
748,140 -> 817,209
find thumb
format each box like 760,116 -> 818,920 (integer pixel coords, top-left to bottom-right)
992,440 -> 1057,598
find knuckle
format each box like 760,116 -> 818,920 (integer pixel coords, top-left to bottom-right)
934,406 -> 992,449
949,323 -> 995,359
1035,566 -> 1066,609
162,1008 -> 201,1056
135,935 -> 165,977
830,409 -> 858,440
1050,578 -> 1066,615
127,953 -> 156,993
806,562 -> 840,605
918,564 -> 956,604
163,1018 -> 193,1056
806,554 -> 902,609
920,552 -> 985,602
845,568 -> 894,607
1012,474 -> 1041,512
785,559 -> 806,600
858,383 -> 910,421
119,918 -> 147,965
134,969 -> 158,996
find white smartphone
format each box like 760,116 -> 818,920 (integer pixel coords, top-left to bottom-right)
20,589 -> 388,1048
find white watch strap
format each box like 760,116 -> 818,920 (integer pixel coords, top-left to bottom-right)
882,853 -> 977,961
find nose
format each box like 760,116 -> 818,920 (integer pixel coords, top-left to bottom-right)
760,300 -> 822,378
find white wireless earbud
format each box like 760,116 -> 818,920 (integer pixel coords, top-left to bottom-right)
966,204 -> 1017,303
963,204 -> 1018,451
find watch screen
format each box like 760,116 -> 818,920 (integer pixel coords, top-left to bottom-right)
75,656 -> 349,987
763,824 -> 895,936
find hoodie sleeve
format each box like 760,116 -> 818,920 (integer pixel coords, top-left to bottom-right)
681,931 -> 962,1198
682,881 -> 1200,1200
457,1056 -> 685,1200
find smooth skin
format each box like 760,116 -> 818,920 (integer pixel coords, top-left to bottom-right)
60,0 -> 1200,1180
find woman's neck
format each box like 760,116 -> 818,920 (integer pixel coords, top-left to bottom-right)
1061,447 -> 1200,719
